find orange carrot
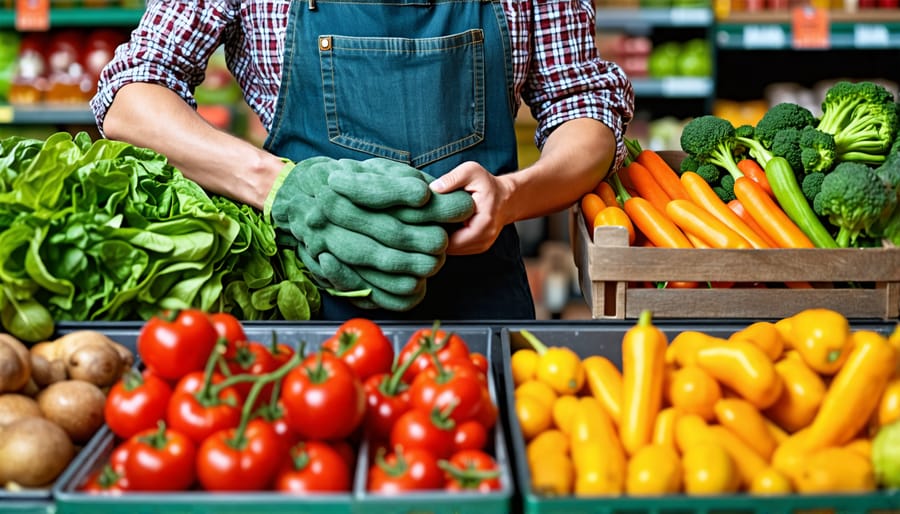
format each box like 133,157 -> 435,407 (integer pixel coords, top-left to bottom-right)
581,193 -> 607,231
617,165 -> 640,197
637,149 -> 691,202
626,161 -> 672,214
610,172 -> 693,249
727,199 -> 779,248
665,199 -> 752,249
594,205 -> 636,245
680,171 -> 770,249
737,158 -> 774,198
733,176 -> 815,249
594,180 -> 621,209
686,232 -> 711,249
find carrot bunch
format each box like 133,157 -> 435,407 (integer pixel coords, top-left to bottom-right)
577,139 -> 817,288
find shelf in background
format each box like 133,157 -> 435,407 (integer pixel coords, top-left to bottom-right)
0,8 -> 145,28
716,9 -> 900,49
596,7 -> 714,30
631,77 -> 714,98
0,104 -> 95,125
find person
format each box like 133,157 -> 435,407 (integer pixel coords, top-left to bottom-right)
91,0 -> 634,321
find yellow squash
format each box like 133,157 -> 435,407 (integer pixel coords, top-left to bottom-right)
804,329 -> 898,450
694,339 -> 783,410
620,310 -> 667,456
764,351 -> 827,433
581,355 -> 623,424
713,397 -> 778,460
728,320 -> 785,361
776,308 -> 851,375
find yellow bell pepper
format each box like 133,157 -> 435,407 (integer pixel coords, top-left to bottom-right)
728,320 -> 785,361
620,310 -> 667,456
804,329 -> 898,450
519,329 -> 585,395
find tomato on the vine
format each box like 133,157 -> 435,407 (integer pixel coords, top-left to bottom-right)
166,370 -> 242,445
442,449 -> 502,492
322,318 -> 394,382
209,311 -> 247,353
104,369 -> 173,440
408,361 -> 485,425
397,327 -> 471,384
367,445 -> 445,493
469,352 -> 489,376
363,371 -> 411,443
137,309 -> 220,381
274,440 -> 352,493
453,419 -> 489,452
280,350 -> 365,440
80,465 -> 128,495
196,418 -> 286,491
124,422 -> 196,491
224,340 -> 278,404
390,407 -> 456,459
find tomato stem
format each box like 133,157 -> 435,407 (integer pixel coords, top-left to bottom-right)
229,351 -> 302,448
375,445 -> 409,477
137,420 -> 170,450
381,344 -> 426,396
121,368 -> 144,392
437,460 -> 500,488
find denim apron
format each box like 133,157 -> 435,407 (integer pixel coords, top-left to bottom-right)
264,0 -> 535,321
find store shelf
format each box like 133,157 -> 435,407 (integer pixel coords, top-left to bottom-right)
596,6 -> 714,30
0,7 -> 144,28
716,9 -> 900,49
0,104 -> 95,125
631,76 -> 714,98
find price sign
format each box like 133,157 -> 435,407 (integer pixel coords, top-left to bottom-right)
792,6 -> 830,49
742,25 -> 787,48
854,24 -> 890,47
15,0 -> 49,32
661,77 -> 711,97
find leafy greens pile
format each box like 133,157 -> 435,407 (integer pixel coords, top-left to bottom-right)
0,131 -> 320,342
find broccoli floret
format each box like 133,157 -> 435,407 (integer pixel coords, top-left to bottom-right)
717,174 -> 736,202
771,127 -> 804,174
801,172 -> 826,203
818,81 -> 899,165
875,144 -> 900,189
799,126 -> 837,174
694,163 -> 722,183
814,161 -> 893,247
680,115 -> 744,181
679,154 -> 700,175
755,102 -> 818,150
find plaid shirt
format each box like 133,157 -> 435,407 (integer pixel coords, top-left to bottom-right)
92,0 -> 634,166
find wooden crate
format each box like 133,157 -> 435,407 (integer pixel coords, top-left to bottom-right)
569,205 -> 900,320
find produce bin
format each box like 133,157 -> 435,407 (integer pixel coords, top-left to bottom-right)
499,321 -> 900,514
52,323 -> 513,514
0,325 -> 142,514
570,204 -> 900,320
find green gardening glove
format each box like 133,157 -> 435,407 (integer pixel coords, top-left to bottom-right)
326,157 -> 433,209
387,188 -> 475,224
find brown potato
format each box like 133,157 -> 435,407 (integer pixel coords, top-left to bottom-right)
0,416 -> 75,487
0,334 -> 31,393
37,380 -> 106,445
0,394 -> 42,426
31,331 -> 130,388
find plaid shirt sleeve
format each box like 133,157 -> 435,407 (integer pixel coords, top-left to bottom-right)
512,0 -> 635,171
90,0 -> 239,135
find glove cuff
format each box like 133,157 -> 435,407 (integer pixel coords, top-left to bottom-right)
263,160 -> 296,220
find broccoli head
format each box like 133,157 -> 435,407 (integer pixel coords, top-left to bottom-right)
799,126 -> 837,174
818,81 -> 898,166
814,161 -> 893,247
801,172 -> 826,204
770,127 -> 804,174
875,144 -> 900,189
679,154 -> 700,175
754,102 -> 817,150
694,163 -> 722,184
717,174 -> 736,202
680,115 -> 744,180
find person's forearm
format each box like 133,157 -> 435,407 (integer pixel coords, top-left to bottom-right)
101,83 -> 285,210
501,118 -> 617,222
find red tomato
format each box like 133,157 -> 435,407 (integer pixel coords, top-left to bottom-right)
80,464 -> 128,495
469,352 -> 489,376
137,309 -> 220,380
267,337 -> 295,369
363,372 -> 411,443
274,441 -> 352,493
280,350 -> 365,440
107,439 -> 134,475
397,327 -> 471,383
322,318 -> 394,381
408,363 -> 485,425
124,423 -> 196,491
104,369 -> 173,440
390,407 -> 455,459
208,311 -> 247,354
255,401 -> 300,450
367,445 -> 444,492
166,371 -> 242,444
196,419 -> 285,491
443,449 -> 502,492
224,340 -> 278,404
474,386 -> 498,431
453,419 -> 489,452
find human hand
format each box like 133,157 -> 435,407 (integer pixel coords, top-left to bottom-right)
427,161 -> 514,255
